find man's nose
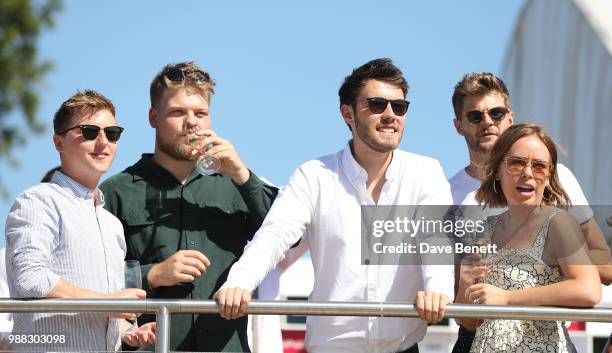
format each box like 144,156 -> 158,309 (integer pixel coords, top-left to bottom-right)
381,103 -> 400,121
95,129 -> 109,146
185,111 -> 198,126
480,111 -> 495,125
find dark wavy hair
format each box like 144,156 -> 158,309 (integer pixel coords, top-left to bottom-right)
338,58 -> 408,130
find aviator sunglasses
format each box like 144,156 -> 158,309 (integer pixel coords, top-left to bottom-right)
365,97 -> 410,116
462,107 -> 508,124
503,156 -> 553,181
57,124 -> 124,142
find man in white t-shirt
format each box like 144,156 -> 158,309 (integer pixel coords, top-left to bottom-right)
448,72 -> 612,352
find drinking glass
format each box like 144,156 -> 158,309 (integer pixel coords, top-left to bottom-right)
187,133 -> 221,175
470,231 -> 492,285
124,260 -> 142,334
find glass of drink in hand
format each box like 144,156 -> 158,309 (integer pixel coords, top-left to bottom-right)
187,133 -> 221,175
471,231 -> 492,285
124,260 -> 142,334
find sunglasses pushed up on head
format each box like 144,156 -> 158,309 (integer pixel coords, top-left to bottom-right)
57,124 -> 124,142
366,97 -> 410,116
462,107 -> 509,124
164,67 -> 210,84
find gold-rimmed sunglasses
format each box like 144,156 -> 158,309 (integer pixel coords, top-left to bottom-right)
503,156 -> 553,181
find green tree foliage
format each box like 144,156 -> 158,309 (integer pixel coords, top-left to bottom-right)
0,0 -> 61,195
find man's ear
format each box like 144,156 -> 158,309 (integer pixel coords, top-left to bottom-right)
453,118 -> 464,136
149,107 -> 158,128
53,135 -> 64,152
340,104 -> 355,130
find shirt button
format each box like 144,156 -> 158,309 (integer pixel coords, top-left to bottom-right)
190,240 -> 196,246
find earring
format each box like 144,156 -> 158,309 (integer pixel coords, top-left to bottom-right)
493,180 -> 499,194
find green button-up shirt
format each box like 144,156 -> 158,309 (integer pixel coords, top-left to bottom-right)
100,154 -> 278,352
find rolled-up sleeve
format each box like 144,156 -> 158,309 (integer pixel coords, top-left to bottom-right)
5,190 -> 61,298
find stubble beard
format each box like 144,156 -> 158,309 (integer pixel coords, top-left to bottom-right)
354,116 -> 402,153
466,134 -> 495,156
157,135 -> 197,162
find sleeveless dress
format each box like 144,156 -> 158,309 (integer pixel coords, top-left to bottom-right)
470,209 -> 577,353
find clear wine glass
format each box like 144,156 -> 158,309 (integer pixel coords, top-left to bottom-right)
471,230 -> 491,286
124,260 -> 142,334
187,133 -> 221,175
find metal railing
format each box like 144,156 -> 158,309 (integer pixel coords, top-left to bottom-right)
1,299 -> 611,353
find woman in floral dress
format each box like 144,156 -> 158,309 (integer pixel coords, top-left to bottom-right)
456,124 -> 601,353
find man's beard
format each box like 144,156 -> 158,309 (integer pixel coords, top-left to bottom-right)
354,116 -> 402,153
466,134 -> 495,155
157,135 -> 199,161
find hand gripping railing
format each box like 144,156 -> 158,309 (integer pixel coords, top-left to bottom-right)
1,299 -> 611,353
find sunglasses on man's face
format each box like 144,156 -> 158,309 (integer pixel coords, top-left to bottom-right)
57,124 -> 124,142
164,68 -> 210,84
365,97 -> 410,116
462,107 -> 508,124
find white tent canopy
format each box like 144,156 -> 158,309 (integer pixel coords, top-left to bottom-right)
502,0 -> 612,205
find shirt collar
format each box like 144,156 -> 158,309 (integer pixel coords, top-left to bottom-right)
340,140 -> 401,182
385,151 -> 401,182
132,154 -> 201,185
341,142 -> 367,182
51,170 -> 104,205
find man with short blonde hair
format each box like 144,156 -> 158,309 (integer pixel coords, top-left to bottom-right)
101,61 -> 278,352
5,90 -> 153,352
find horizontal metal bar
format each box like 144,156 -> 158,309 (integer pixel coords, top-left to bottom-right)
0,299 -> 157,313
0,299 -> 610,322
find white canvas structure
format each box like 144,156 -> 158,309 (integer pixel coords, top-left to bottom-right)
502,0 -> 612,205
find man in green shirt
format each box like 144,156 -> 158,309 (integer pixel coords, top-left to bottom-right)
100,61 -> 278,352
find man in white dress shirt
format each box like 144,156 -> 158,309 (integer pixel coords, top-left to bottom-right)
448,72 -> 612,353
4,90 -> 155,351
215,58 -> 455,353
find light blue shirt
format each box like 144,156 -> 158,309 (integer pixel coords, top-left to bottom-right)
5,171 -> 126,352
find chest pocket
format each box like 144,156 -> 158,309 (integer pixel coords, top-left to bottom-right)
200,203 -> 250,256
123,209 -> 176,264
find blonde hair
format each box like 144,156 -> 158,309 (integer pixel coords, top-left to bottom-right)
150,61 -> 216,108
452,72 -> 510,118
53,90 -> 115,133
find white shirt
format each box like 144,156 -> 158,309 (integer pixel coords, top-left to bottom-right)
448,163 -> 593,222
4,171 -> 126,352
223,144 -> 455,353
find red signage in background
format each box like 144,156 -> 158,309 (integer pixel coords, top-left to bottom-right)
282,329 -> 307,353
567,322 -> 586,331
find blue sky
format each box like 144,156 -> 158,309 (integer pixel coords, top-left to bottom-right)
0,1 -> 524,246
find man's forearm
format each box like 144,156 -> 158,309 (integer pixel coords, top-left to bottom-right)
47,278 -> 106,299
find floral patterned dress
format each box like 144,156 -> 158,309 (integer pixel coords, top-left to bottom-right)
470,209 -> 576,353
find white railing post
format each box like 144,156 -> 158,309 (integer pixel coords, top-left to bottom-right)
155,306 -> 170,353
